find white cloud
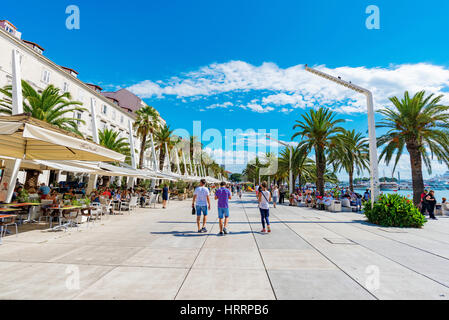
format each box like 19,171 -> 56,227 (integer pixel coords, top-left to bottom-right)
127,61 -> 449,114
241,103 -> 274,113
205,102 -> 233,109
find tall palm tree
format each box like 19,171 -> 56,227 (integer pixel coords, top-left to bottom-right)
278,146 -> 314,190
292,108 -> 345,195
0,80 -> 86,136
377,91 -> 449,205
329,129 -> 370,192
134,106 -> 159,169
154,124 -> 180,171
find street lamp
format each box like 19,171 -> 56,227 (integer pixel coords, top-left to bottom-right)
266,135 -> 294,195
304,65 -> 380,206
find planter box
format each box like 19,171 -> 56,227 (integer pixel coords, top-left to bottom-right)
330,200 -> 342,212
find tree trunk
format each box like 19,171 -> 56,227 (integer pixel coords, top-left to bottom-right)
136,135 -> 147,186
159,148 -> 165,172
139,135 -> 147,169
24,169 -> 40,193
348,167 -> 354,192
101,176 -> 110,188
315,146 -> 326,196
407,142 -> 425,206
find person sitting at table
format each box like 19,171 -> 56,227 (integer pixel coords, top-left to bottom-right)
12,186 -> 30,203
11,186 -> 22,203
122,190 -> 130,201
38,183 -> 51,200
101,188 -> 112,199
91,191 -> 100,203
64,188 -> 75,201
47,190 -> 58,204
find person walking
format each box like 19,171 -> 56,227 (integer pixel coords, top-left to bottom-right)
215,182 -> 232,235
237,184 -> 242,199
258,181 -> 272,233
192,179 -> 211,233
162,184 -> 169,209
425,190 -> 438,220
272,185 -> 279,208
279,184 -> 285,204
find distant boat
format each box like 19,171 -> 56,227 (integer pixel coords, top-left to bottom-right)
380,182 -> 398,191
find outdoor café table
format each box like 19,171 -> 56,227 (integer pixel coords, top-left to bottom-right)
47,205 -> 82,231
0,214 -> 17,245
1,203 -> 41,224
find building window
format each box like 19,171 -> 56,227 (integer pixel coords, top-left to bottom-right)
112,109 -> 116,121
41,69 -> 50,84
74,112 -> 82,125
63,82 -> 69,93
102,105 -> 107,115
120,115 -> 124,124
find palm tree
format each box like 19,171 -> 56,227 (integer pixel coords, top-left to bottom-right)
292,108 -> 345,195
0,80 -> 86,136
278,146 -> 314,190
97,128 -> 130,187
377,91 -> 449,205
329,129 -> 370,192
98,128 -> 130,155
243,156 -> 267,184
154,124 -> 180,171
134,106 -> 160,169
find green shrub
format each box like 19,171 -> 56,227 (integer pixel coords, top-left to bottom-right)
364,194 -> 426,228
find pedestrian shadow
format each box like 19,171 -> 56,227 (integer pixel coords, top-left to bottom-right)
150,231 -> 208,237
151,230 -> 258,237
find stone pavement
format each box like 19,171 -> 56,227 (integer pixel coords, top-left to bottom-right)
0,193 -> 448,300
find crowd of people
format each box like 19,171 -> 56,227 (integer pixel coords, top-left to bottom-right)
253,183 -> 367,212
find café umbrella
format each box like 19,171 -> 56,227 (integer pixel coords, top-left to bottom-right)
0,114 -> 126,162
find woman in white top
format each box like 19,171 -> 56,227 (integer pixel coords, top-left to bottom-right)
272,185 -> 279,208
257,181 -> 272,233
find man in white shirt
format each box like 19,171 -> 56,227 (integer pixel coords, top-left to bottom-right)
192,179 -> 211,233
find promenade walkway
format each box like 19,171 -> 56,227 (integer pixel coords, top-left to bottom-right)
1,193 -> 448,300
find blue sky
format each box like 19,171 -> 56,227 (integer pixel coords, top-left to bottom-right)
4,0 -> 449,178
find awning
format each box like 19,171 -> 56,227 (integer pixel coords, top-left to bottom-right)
0,115 -> 126,162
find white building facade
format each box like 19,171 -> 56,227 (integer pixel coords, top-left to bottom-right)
0,21 -> 159,184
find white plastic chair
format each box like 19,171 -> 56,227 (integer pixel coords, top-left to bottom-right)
129,196 -> 138,212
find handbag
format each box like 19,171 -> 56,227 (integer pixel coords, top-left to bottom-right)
192,206 -> 196,215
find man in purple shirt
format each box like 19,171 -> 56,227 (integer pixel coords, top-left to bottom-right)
215,181 -> 232,235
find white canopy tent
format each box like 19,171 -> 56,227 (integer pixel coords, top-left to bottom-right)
0,115 -> 126,162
